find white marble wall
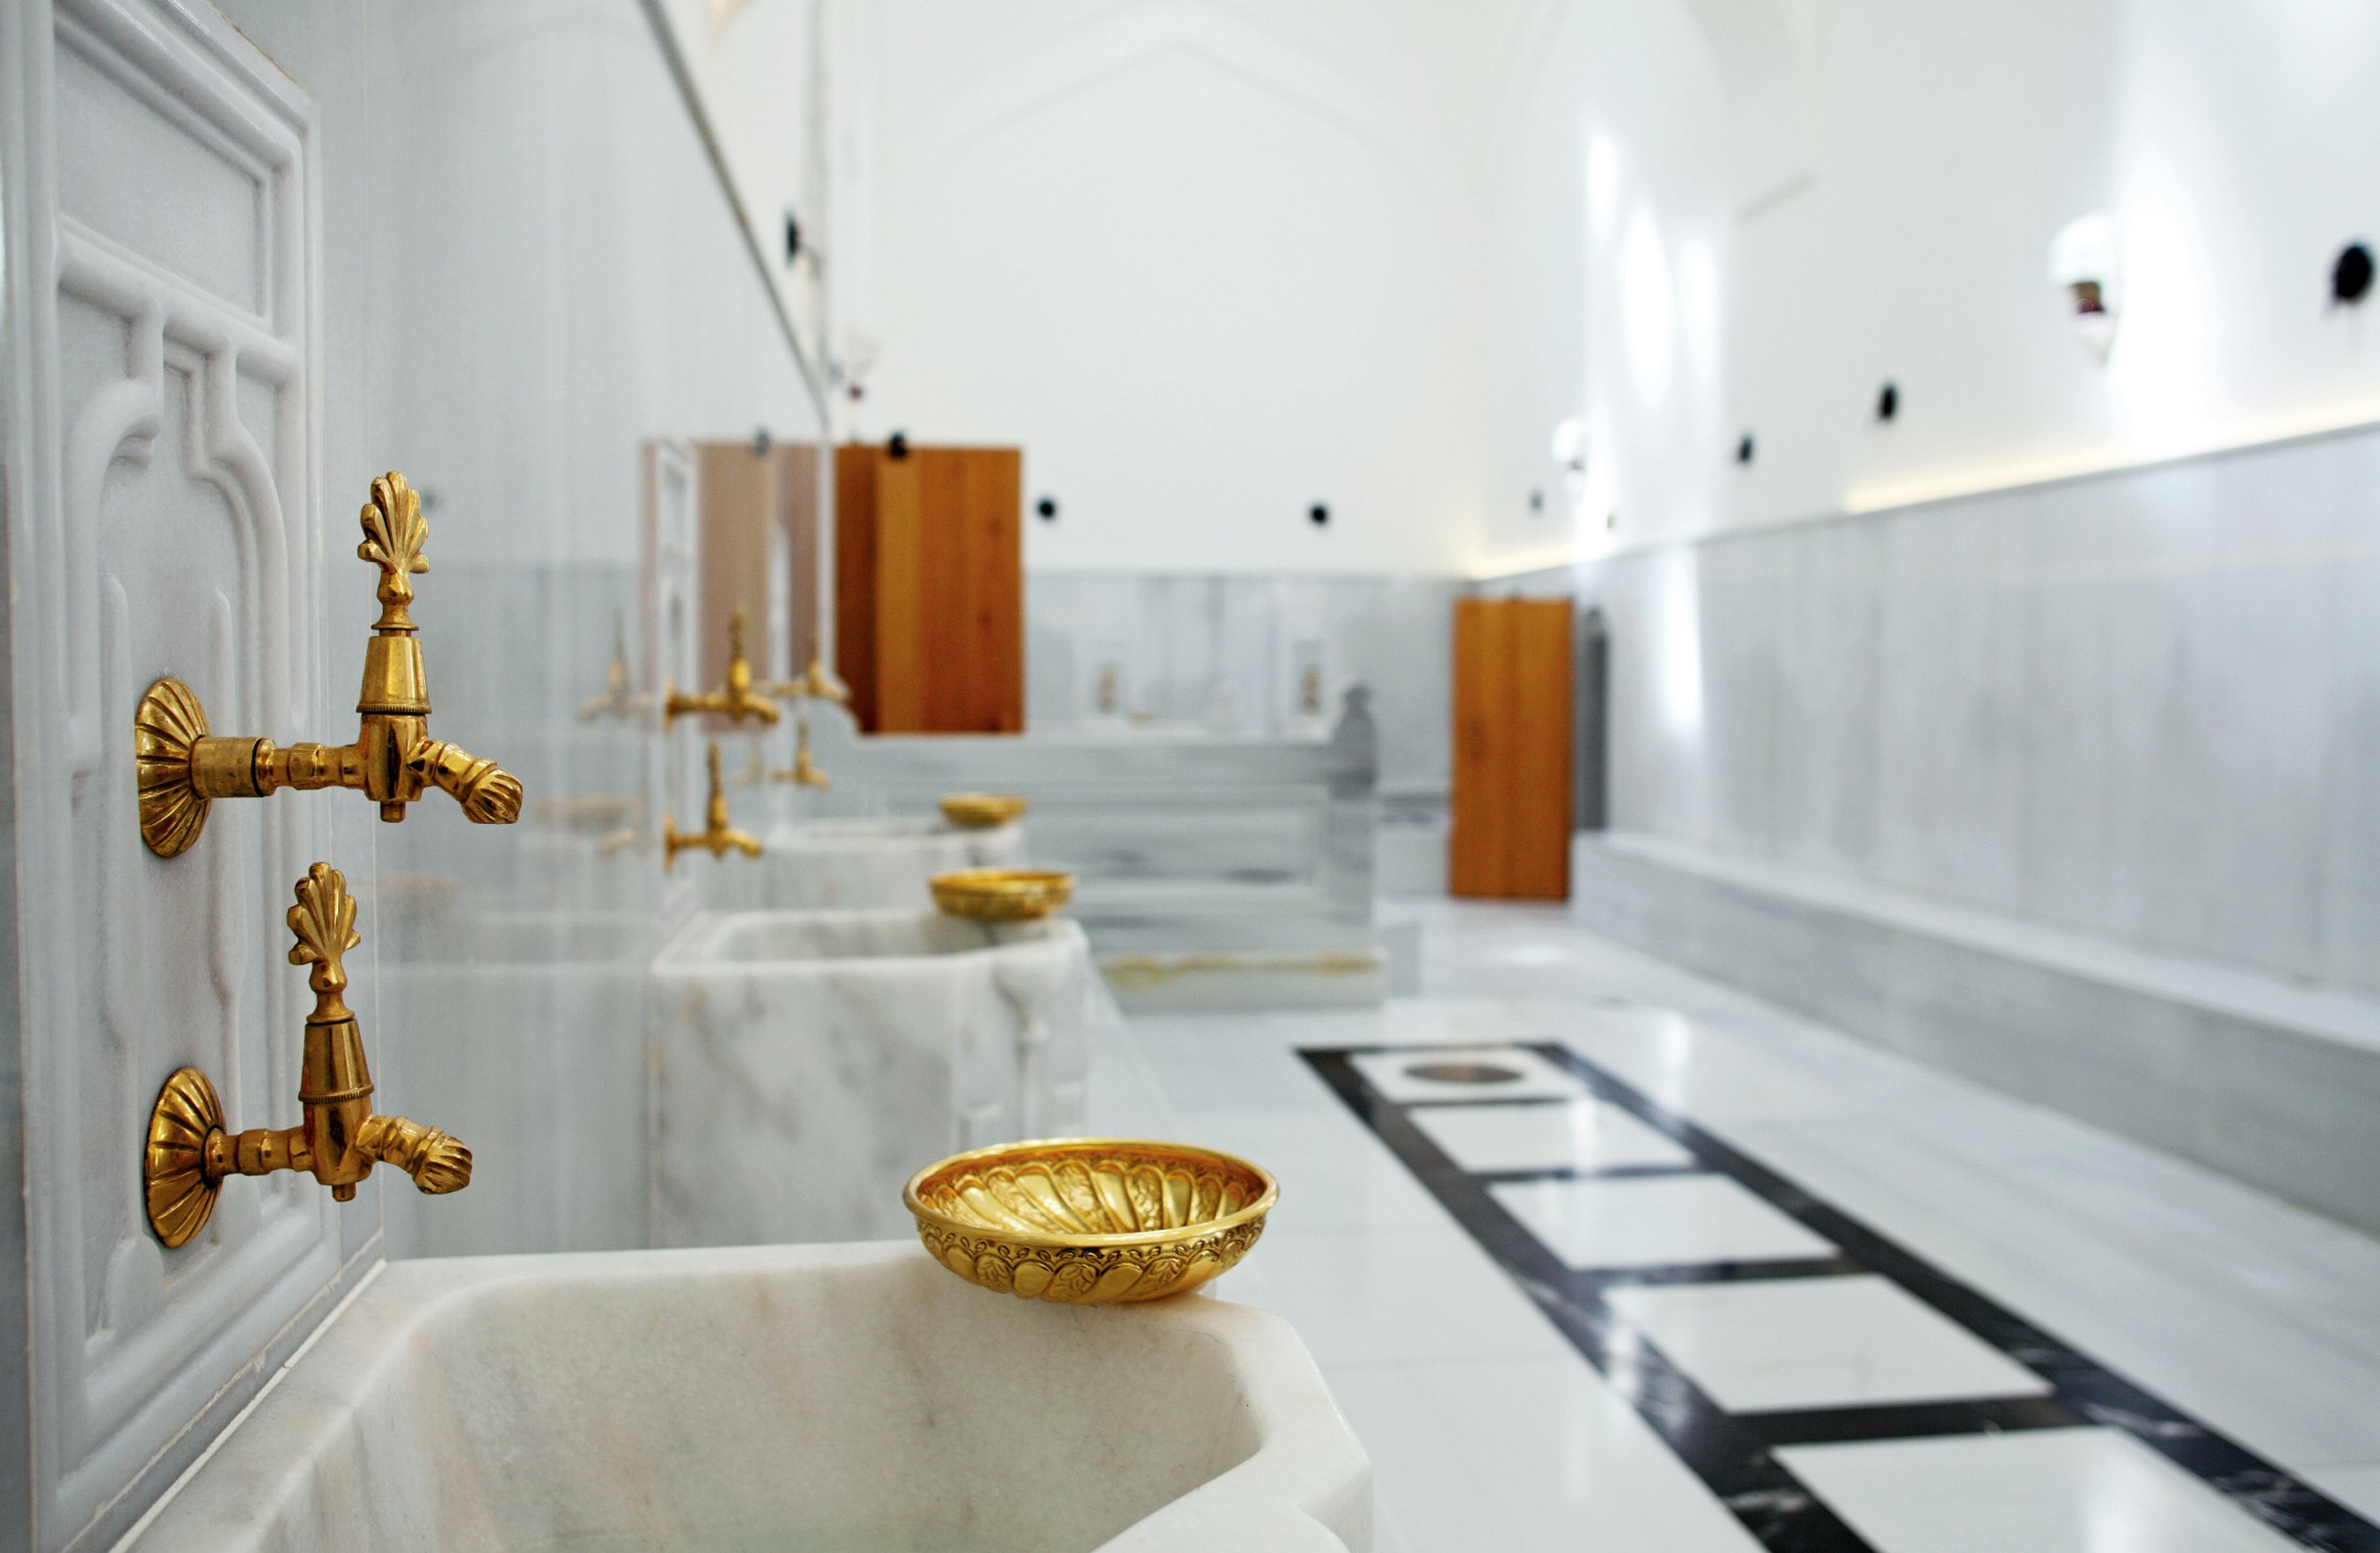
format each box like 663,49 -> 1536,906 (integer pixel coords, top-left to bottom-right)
1027,570 -> 1458,798
1579,422 -> 2380,998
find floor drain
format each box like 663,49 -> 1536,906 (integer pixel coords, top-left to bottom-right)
1404,1061 -> 1525,1086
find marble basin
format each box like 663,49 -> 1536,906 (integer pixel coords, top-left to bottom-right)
709,816 -> 1026,910
650,909 -> 1094,1244
125,1241 -> 1372,1552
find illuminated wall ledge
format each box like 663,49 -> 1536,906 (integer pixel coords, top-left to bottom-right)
1572,831 -> 2380,1238
1560,403 -> 2380,570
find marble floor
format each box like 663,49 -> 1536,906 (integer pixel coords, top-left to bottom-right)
1083,898 -> 2380,1553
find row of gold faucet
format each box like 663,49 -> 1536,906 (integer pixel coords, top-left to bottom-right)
142,474 -> 503,1248
136,473 -> 834,1251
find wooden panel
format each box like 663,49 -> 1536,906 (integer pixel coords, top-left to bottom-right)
778,441 -> 820,672
929,447 -> 1023,732
1449,597 -> 1573,899
836,443 -> 1024,734
872,451 -> 929,731
833,443 -> 879,728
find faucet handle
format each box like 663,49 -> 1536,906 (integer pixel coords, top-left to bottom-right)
285,862 -> 361,1011
357,472 -> 430,627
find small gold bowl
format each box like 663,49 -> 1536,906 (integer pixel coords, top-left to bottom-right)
939,792 -> 1030,828
930,867 -> 1074,921
906,1138 -> 1276,1303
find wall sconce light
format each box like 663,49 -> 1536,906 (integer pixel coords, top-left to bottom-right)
2332,242 -> 2373,307
1036,497 -> 1059,521
1736,432 -> 1755,466
1309,503 -> 1330,527
2049,213 -> 2121,363
1876,382 -> 1899,423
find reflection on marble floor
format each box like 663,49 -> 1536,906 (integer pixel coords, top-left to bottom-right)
1083,899 -> 2380,1552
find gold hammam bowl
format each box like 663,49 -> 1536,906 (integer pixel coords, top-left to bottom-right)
930,867 -> 1073,922
939,791 -> 1030,828
906,1138 -> 1276,1304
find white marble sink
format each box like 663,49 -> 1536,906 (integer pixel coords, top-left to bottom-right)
650,909 -> 1095,1244
709,816 -> 1026,910
125,1241 -> 1372,1551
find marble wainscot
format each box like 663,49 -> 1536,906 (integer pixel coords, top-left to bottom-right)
805,691 -> 1392,1010
706,815 -> 1027,910
381,909 -> 659,1258
649,909 -> 1097,1244
122,1242 -> 1374,1552
1567,422 -> 2380,1236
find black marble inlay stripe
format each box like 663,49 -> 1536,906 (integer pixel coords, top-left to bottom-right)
1473,1161 -> 1709,1184
1571,1255 -> 1867,1290
1303,1044 -> 2380,1553
1741,1395 -> 2080,1448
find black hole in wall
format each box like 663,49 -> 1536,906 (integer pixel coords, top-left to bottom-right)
1529,489 -> 1546,513
1737,432 -> 1756,465
1877,382 -> 1900,422
2334,242 -> 2375,305
887,431 -> 909,460
1309,503 -> 1330,526
1036,497 -> 1058,521
783,210 -> 803,265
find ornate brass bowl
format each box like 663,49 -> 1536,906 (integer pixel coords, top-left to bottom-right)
906,1138 -> 1276,1304
930,867 -> 1073,921
939,791 -> 1030,828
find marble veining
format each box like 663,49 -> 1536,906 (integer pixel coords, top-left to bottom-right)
649,910 -> 1097,1244
121,1243 -> 1373,1552
1573,421 -> 2380,998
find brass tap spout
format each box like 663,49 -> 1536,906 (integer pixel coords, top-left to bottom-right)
665,608 -> 781,726
664,741 -> 763,870
143,863 -> 472,1248
773,717 -> 831,789
760,636 -> 849,706
135,473 -> 525,857
579,607 -> 651,722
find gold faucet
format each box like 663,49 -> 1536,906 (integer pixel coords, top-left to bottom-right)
760,631 -> 849,705
134,472 -> 524,857
664,741 -> 763,870
665,607 -> 781,726
143,863 -> 472,1248
773,716 -> 831,789
578,607 -> 650,722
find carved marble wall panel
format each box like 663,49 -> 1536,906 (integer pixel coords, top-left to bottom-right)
4,2 -> 361,1545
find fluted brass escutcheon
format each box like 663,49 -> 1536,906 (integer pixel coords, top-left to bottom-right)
144,1067 -> 225,1248
135,679 -> 213,858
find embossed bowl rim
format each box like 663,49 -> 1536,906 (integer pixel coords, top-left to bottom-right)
940,791 -> 1030,817
930,867 -> 1073,894
904,1137 -> 1279,1250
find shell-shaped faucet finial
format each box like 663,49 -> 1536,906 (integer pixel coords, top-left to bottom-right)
285,861 -> 361,1001
357,471 -> 430,622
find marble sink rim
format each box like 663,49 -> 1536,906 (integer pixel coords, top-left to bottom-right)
122,1240 -> 1371,1553
655,905 -> 1076,970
